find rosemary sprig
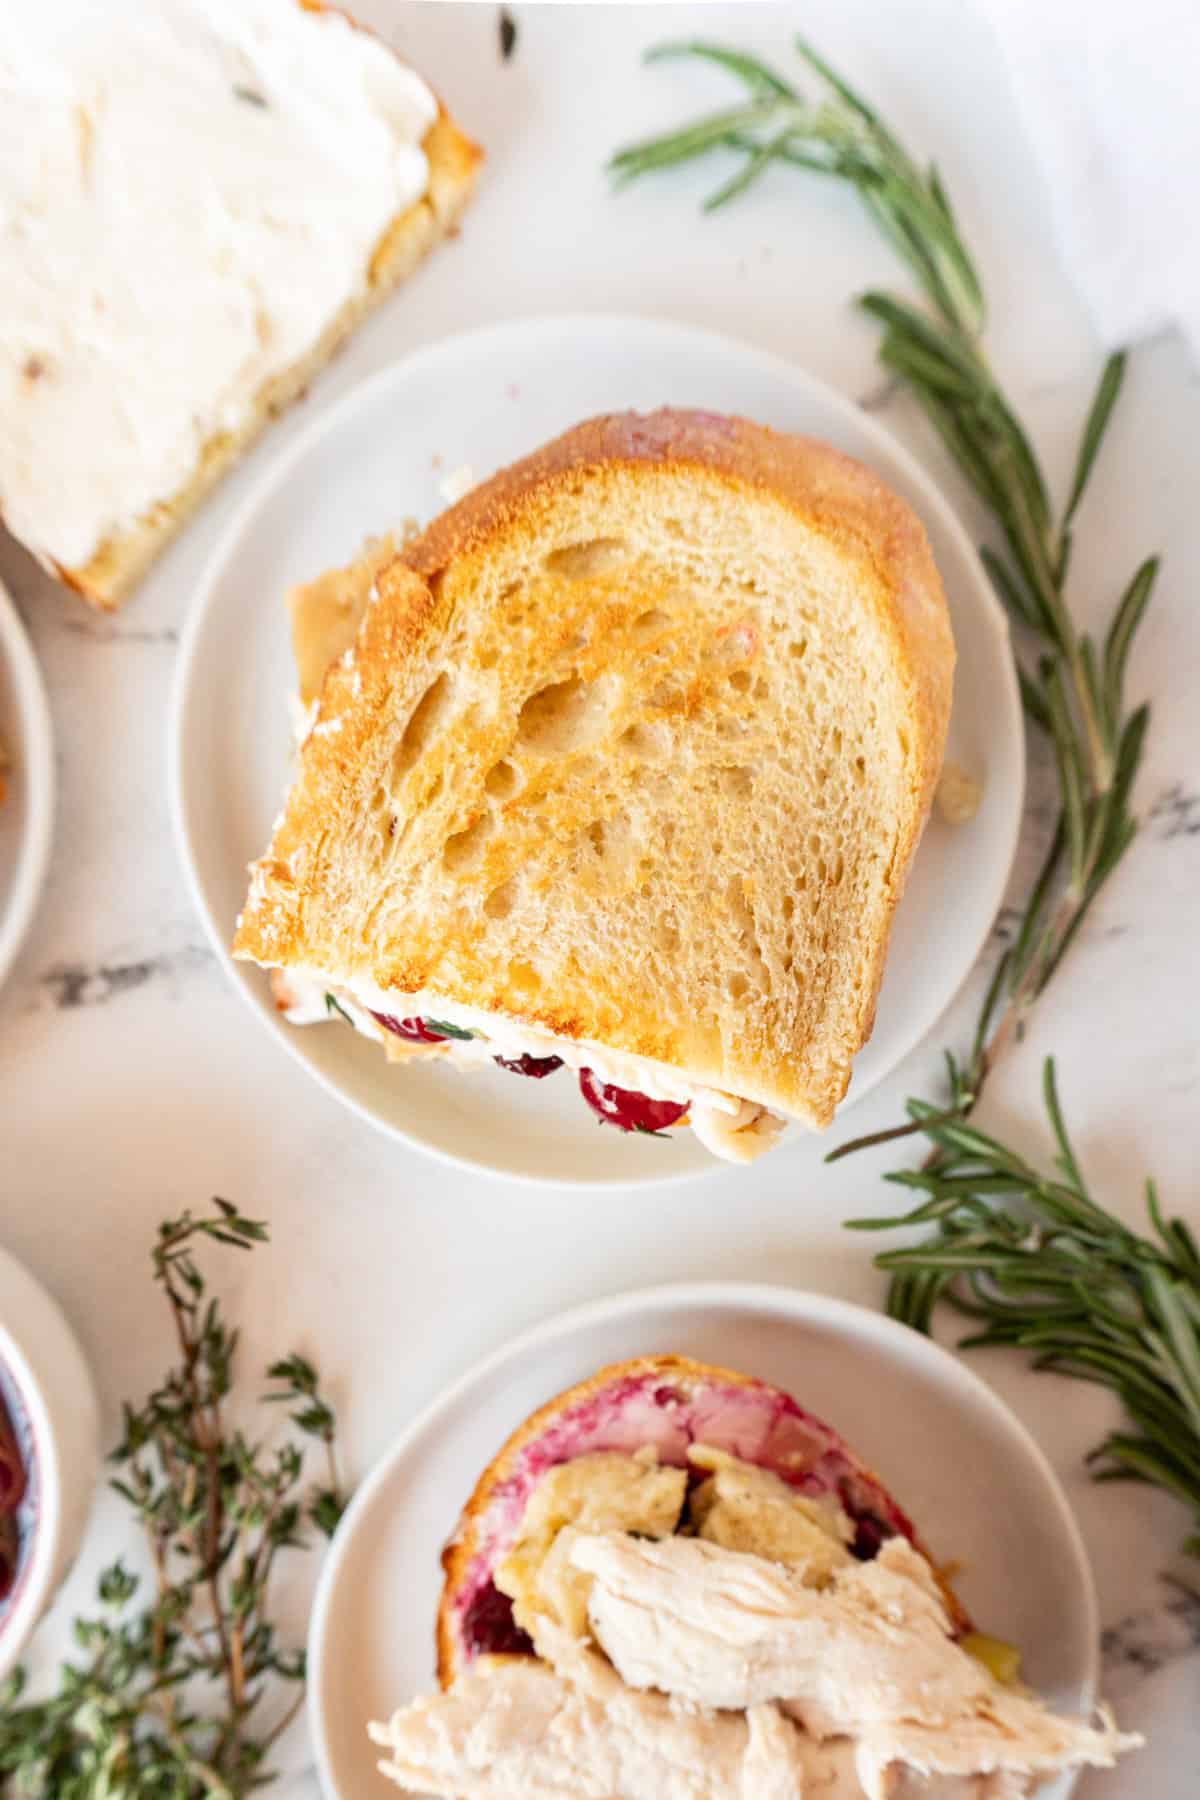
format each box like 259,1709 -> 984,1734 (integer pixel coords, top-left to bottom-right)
847,1060 -> 1200,1556
612,39 -> 1157,1151
0,1204 -> 345,1798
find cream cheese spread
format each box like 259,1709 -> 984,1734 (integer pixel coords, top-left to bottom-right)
0,0 -> 437,569
270,964 -> 787,1164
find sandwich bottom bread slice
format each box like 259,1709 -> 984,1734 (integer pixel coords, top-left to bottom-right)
235,408 -> 956,1164
369,1356 -> 1140,1798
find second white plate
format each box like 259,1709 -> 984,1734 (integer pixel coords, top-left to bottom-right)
307,1283 -> 1096,1800
171,315 -> 1024,1185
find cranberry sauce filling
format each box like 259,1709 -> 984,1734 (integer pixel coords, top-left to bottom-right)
495,1053 -> 564,1078
843,1504 -> 896,1562
577,1068 -> 690,1133
461,1577 -> 535,1659
370,1012 -> 447,1044
363,1014 -> 681,1133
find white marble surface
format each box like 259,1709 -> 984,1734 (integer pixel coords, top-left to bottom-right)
2,3 -> 1198,1793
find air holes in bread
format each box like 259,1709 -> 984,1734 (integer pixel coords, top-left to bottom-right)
543,536 -> 627,579
789,637 -> 808,660
654,920 -> 680,953
631,608 -> 671,642
720,765 -> 754,797
484,875 -> 519,920
516,675 -> 616,755
725,876 -> 769,990
484,758 -> 522,801
392,671 -> 455,780
587,812 -> 633,867
726,970 -> 749,1000
729,668 -> 752,693
443,811 -> 495,874
618,721 -> 669,761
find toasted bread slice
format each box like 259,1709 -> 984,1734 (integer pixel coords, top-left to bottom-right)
433,1354 -> 966,1688
235,409 -> 953,1127
4,4 -> 479,610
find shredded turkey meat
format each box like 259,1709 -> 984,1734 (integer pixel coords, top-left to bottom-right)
566,1531 -> 1137,1781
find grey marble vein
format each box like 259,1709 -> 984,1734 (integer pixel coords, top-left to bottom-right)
55,615 -> 179,646
1102,1576 -> 1200,1681
856,374 -> 903,414
38,945 -> 212,1009
1150,782 -> 1200,841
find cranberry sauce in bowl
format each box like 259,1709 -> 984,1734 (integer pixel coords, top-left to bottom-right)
0,1239 -> 101,1681
0,1361 -> 35,1621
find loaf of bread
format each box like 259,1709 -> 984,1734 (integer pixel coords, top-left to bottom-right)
235,407 -> 954,1131
0,0 -> 479,608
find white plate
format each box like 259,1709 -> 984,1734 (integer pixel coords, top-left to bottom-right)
171,315 -> 1023,1185
308,1283 -> 1097,1800
0,580 -> 54,996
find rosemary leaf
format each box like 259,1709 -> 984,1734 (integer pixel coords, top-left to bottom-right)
704,127 -> 796,211
853,1062 -> 1200,1554
1062,350 -> 1127,532
646,39 -> 799,100
1104,558 -> 1159,725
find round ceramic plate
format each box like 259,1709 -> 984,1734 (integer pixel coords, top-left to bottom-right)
307,1283 -> 1097,1800
171,315 -> 1024,1185
0,580 -> 54,996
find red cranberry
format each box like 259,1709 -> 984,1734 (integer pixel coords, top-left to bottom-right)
495,1053 -> 564,1078
461,1579 -> 534,1659
577,1068 -> 689,1134
370,1012 -> 447,1044
847,1508 -> 895,1561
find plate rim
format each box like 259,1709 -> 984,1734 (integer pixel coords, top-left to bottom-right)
0,580 -> 55,997
306,1278 -> 1098,1800
169,311 -> 1025,1187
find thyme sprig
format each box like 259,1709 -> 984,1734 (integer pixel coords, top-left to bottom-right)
848,1061 -> 1200,1556
0,1204 -> 345,1798
612,39 -> 1156,1152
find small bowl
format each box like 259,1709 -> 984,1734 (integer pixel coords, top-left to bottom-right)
0,1240 -> 100,1681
